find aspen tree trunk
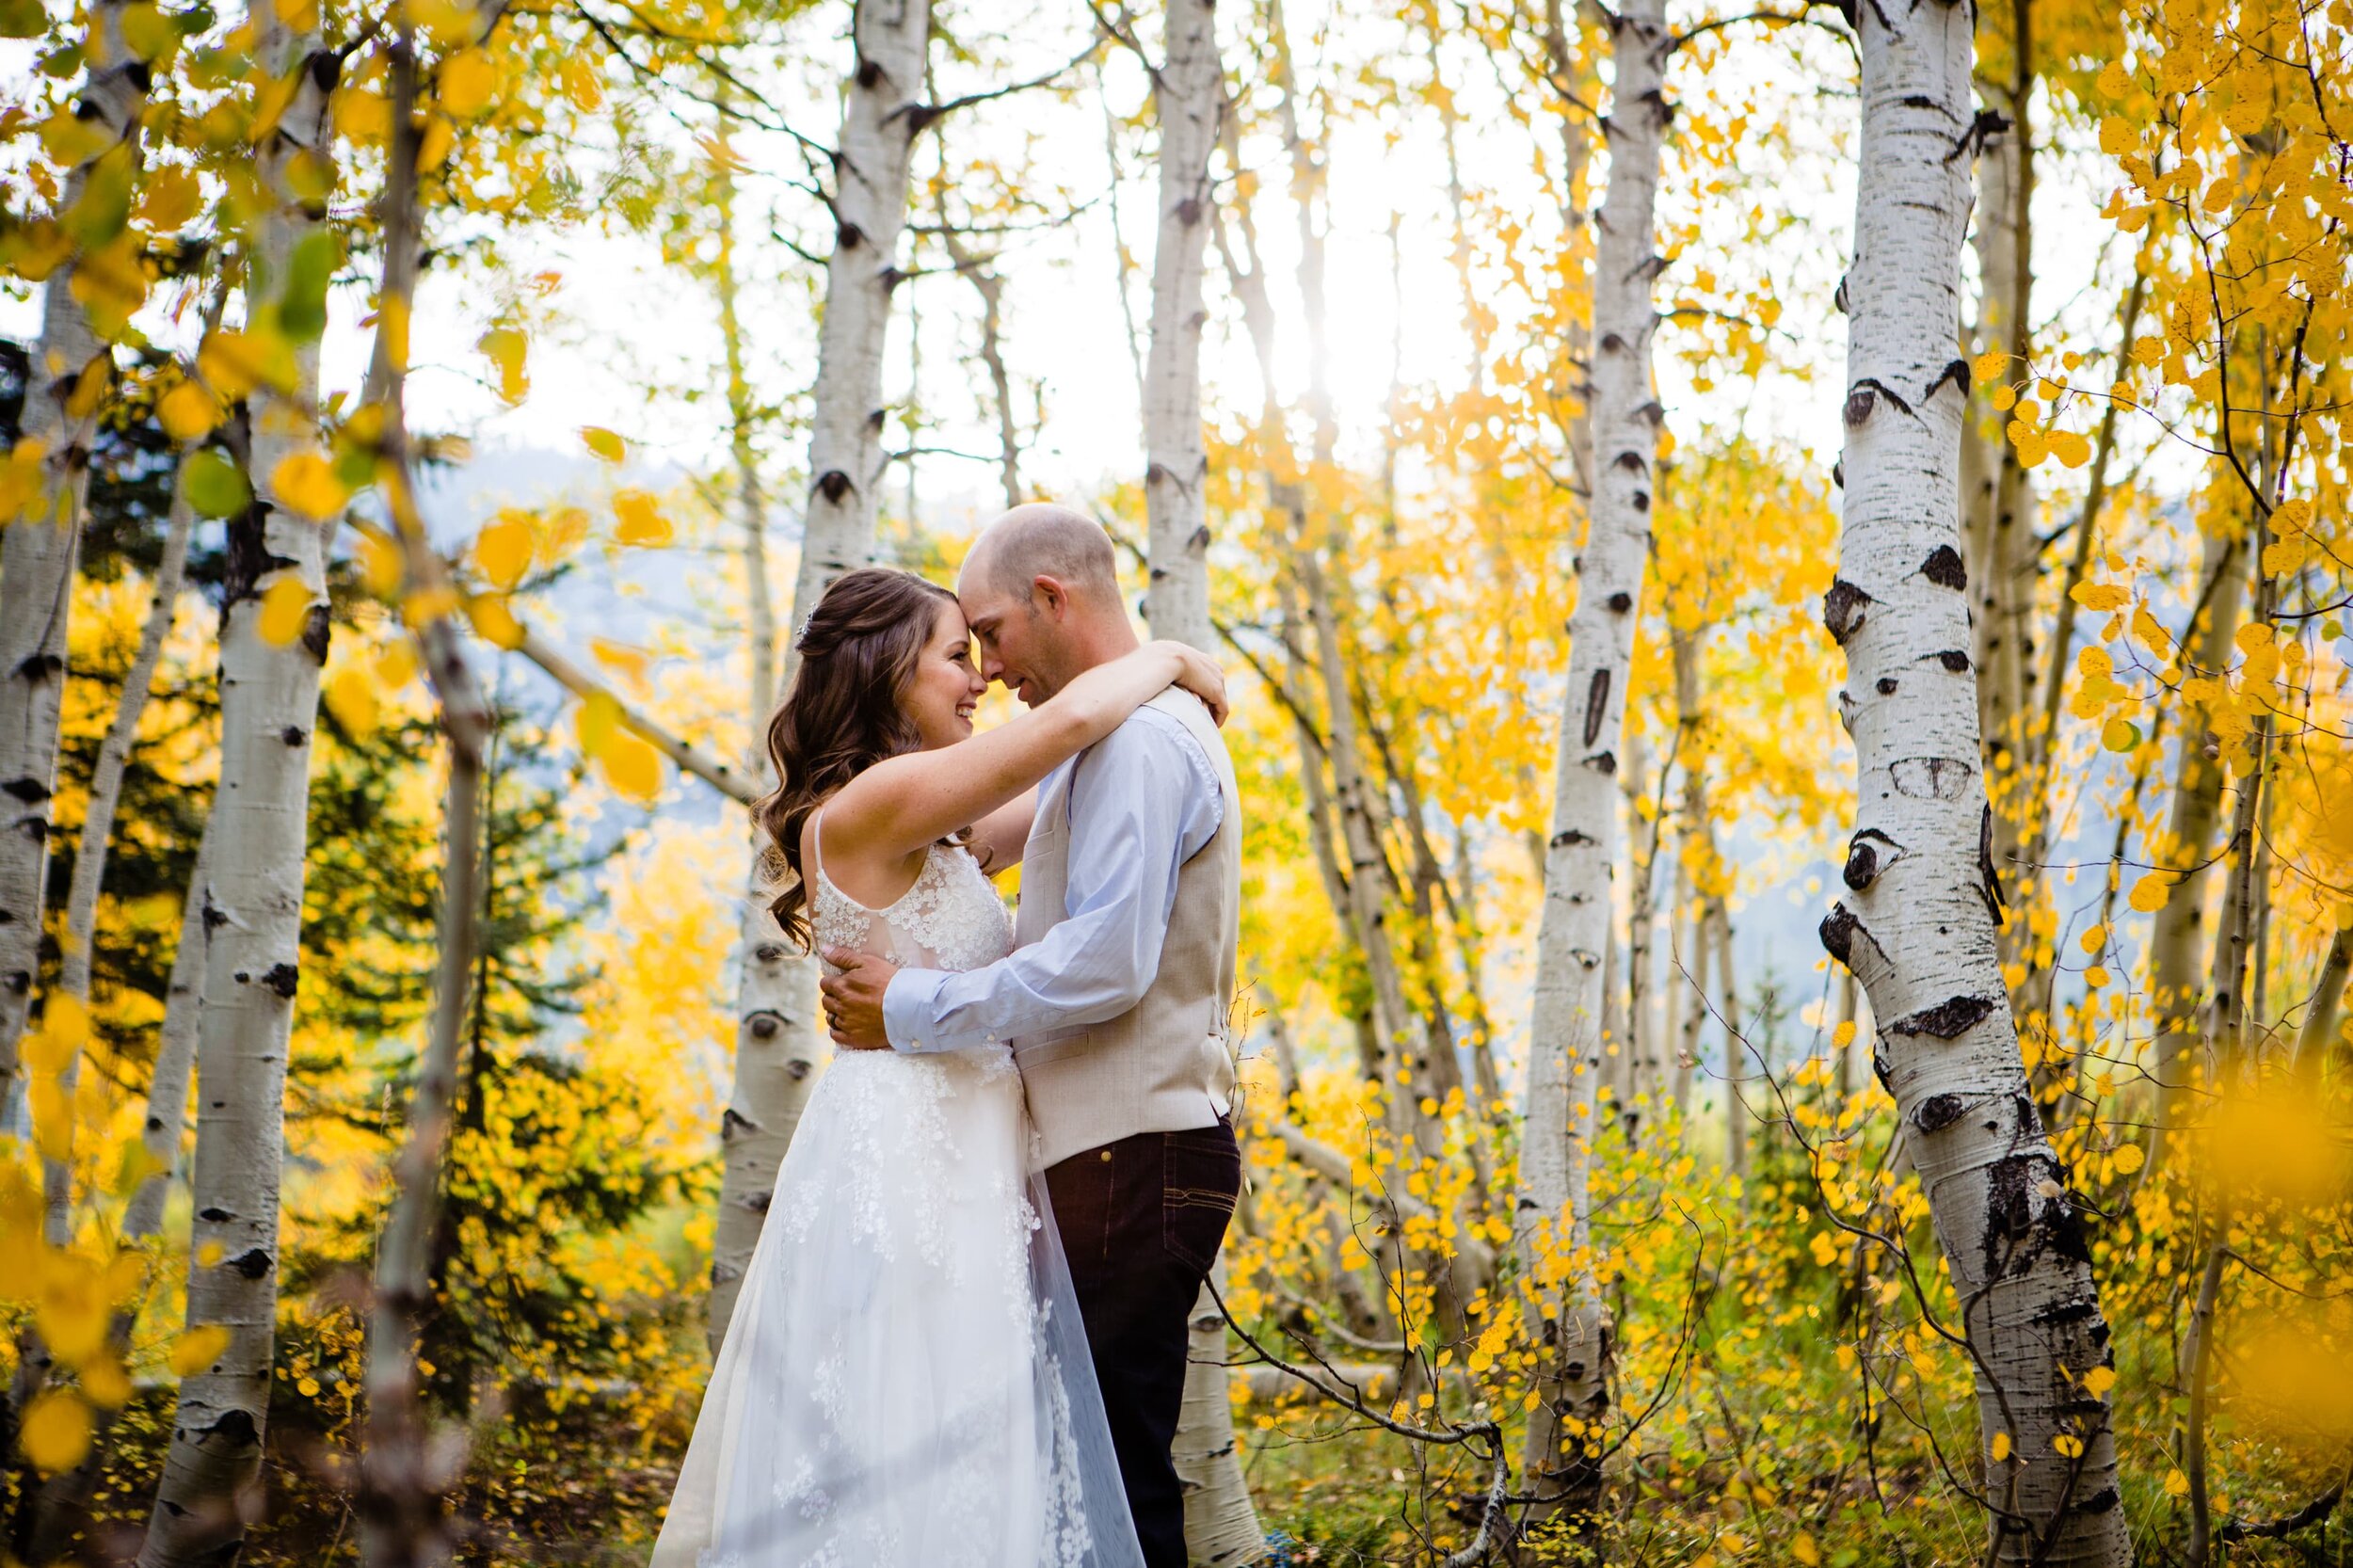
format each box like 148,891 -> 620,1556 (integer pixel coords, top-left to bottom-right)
1669,628 -> 1716,1130
1140,0 -> 1220,648
0,0 -> 154,1096
1621,725 -> 1659,1134
1820,6 -> 2130,1560
2148,532 -> 2248,1146
9,473 -> 200,1551
1715,904 -> 1745,1177
940,225 -> 1024,511
1514,0 -> 1669,1531
1670,887 -> 1706,1122
1143,5 -> 1256,1555
708,0 -> 931,1349
138,16 -> 340,1562
39,481 -> 197,1245
2294,927 -> 2351,1086
1962,9 -> 2038,880
29,824 -> 215,1563
349,36 -> 498,1565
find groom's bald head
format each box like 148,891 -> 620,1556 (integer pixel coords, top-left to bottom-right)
961,504 -> 1121,609
957,504 -> 1138,706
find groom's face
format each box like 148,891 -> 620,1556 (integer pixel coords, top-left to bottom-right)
959,575 -> 1072,708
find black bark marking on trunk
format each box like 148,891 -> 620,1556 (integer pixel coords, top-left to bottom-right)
301,600 -> 332,664
1888,994 -> 1995,1039
226,1248 -> 274,1280
1891,756 -> 1974,799
1591,750 -> 1617,776
812,470 -> 853,504
1911,1092 -> 1966,1133
1920,544 -> 1967,589
200,1407 -> 260,1448
1931,648 -> 1970,671
1980,1151 -> 2093,1280
222,504 -> 301,611
2074,1488 -> 2121,1516
1550,828 -> 1596,849
2,777 -> 49,804
1823,580 -> 1875,645
198,1207 -> 232,1223
1925,358 -> 1970,403
1977,805 -> 2007,925
1875,677 -> 1897,695
260,963 -> 298,999
1611,451 -> 1648,472
1607,591 -> 1632,612
1843,828 -> 1902,890
1818,904 -> 1887,973
1832,459 -> 1845,488
1582,668 -> 1611,747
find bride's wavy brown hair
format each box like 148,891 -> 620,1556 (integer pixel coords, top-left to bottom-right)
756,567 -> 963,948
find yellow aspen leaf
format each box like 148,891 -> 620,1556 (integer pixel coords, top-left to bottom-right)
465,592 -> 524,650
257,577 -> 313,648
2046,430 -> 2091,469
377,296 -> 410,376
140,166 -> 202,230
474,516 -> 535,589
590,636 -> 650,682
1971,349 -> 2008,387
439,49 -> 496,117
157,380 -> 222,440
2127,874 -> 2172,913
2053,1433 -> 2085,1459
2165,1468 -> 2190,1498
169,1324 -> 232,1377
2098,118 -> 2135,155
2078,924 -> 2108,953
581,426 -> 626,462
576,689 -> 623,757
2271,499 -> 2313,536
20,1391 -> 91,1473
1991,1431 -> 2012,1462
2069,583 -> 2129,614
1792,1533 -> 1820,1566
600,731 -> 662,804
2100,717 -> 2139,752
403,586 -> 462,627
375,639 -> 419,688
2082,1366 -> 2117,1398
1832,1019 -> 1855,1048
2111,1143 -> 2145,1176
418,116 -> 455,173
2261,537 -> 2304,576
560,55 -> 602,112
81,1352 -> 132,1409
2096,59 -> 2130,97
613,489 -> 671,547
2130,336 -> 2162,366
271,451 -> 350,520
359,530 -> 404,597
323,664 -> 380,738
478,327 -> 528,405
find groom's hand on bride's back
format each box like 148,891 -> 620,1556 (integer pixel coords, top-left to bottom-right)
820,949 -> 897,1050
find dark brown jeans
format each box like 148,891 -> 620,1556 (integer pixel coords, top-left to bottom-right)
1043,1118 -> 1241,1568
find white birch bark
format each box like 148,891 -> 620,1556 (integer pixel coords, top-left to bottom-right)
1513,0 -> 1669,1526
2149,533 -> 2247,1144
708,0 -> 930,1349
1141,0 -> 1220,648
138,17 -> 339,1562
0,0 -> 153,1097
1821,6 -> 2130,1559
1143,11 -> 1255,1540
39,482 -> 197,1246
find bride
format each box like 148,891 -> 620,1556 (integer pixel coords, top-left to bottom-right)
651,566 -> 1226,1568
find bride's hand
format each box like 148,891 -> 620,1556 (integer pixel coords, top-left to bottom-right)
1150,640 -> 1229,727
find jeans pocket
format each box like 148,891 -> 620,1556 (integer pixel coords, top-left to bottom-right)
1161,1127 -> 1241,1278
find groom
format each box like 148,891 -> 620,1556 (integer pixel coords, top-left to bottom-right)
819,503 -> 1243,1568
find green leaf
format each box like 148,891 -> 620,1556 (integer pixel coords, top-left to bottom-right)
0,0 -> 46,38
184,448 -> 251,519
277,229 -> 340,344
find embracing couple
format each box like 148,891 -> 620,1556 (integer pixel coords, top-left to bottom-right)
651,504 -> 1247,1568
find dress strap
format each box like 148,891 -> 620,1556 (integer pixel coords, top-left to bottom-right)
808,808 -> 827,889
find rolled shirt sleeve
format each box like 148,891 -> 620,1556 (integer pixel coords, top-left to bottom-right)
881,703 -> 1224,1053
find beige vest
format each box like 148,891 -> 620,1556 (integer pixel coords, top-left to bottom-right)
1013,689 -> 1240,1170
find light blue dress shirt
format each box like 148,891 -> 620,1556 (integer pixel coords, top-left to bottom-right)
882,704 -> 1225,1053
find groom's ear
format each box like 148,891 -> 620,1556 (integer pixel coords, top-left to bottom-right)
1030,574 -> 1069,619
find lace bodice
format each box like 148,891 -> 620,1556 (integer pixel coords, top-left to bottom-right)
810,824 -> 1014,976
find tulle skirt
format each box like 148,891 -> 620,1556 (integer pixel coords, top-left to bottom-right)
652,1045 -> 1143,1568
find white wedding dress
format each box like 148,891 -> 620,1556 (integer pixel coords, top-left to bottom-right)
652,826 -> 1143,1568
